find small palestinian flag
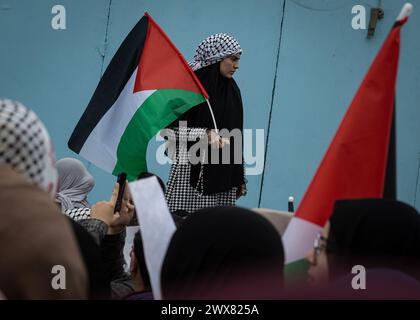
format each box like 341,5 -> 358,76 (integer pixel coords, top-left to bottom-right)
68,12 -> 208,180
282,3 -> 413,265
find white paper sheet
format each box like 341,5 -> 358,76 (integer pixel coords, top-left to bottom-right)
129,177 -> 176,300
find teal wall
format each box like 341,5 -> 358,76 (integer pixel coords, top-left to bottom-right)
1,0 -> 419,211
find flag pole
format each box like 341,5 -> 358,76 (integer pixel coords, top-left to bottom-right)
205,98 -> 219,134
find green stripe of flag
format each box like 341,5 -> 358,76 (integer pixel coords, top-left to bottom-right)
112,89 -> 205,180
284,258 -> 311,287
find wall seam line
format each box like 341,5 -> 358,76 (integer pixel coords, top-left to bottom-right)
100,0 -> 113,76
257,0 -> 287,208
88,0 -> 113,171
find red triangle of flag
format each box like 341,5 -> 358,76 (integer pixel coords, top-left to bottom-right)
134,13 -> 208,98
296,20 -> 406,227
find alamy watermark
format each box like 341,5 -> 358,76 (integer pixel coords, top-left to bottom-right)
51,5 -> 66,30
351,265 -> 367,290
51,265 -> 66,290
352,5 -> 367,30
155,121 -> 265,176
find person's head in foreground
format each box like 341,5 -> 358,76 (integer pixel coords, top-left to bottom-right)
0,99 -> 87,299
306,198 -> 420,299
161,206 -> 284,299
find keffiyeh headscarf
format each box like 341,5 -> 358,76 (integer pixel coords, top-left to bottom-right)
56,158 -> 95,211
189,33 -> 242,71
0,99 -> 57,197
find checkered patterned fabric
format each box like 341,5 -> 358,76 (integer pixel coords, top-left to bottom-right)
189,33 -> 242,71
64,207 -> 91,221
165,127 -> 237,214
0,99 -> 57,196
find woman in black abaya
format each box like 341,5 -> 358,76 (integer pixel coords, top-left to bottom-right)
165,33 -> 247,214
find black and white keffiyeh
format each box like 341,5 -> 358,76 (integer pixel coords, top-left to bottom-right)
189,33 -> 242,71
0,99 -> 58,197
65,207 -> 91,221
165,127 -> 237,213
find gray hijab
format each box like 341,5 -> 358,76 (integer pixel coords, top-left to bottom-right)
55,158 -> 95,211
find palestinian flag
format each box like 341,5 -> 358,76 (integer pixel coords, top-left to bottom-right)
68,12 -> 208,180
282,3 -> 413,264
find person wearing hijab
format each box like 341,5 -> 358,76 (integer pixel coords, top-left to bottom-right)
0,99 -> 88,299
55,157 -> 95,220
0,166 -> 89,299
160,206 -> 284,299
0,99 -> 141,300
327,199 -> 420,280
0,99 -> 58,197
304,199 -> 420,299
56,157 -> 95,210
165,33 -> 247,215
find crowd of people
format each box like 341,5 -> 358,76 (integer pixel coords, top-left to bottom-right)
2,99 -> 420,300
1,31 -> 420,300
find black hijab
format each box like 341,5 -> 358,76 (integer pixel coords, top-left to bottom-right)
176,62 -> 244,195
328,199 -> 420,280
160,206 -> 284,299
68,218 -> 110,299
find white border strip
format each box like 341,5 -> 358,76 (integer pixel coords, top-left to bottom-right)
129,177 -> 176,300
80,68 -> 155,172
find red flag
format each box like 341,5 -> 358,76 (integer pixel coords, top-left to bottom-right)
283,3 -> 413,263
298,21 -> 404,226
134,12 -> 208,98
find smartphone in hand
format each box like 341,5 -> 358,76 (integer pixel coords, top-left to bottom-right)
114,172 -> 127,213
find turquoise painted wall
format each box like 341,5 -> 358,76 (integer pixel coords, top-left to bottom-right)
1,0 -> 419,211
